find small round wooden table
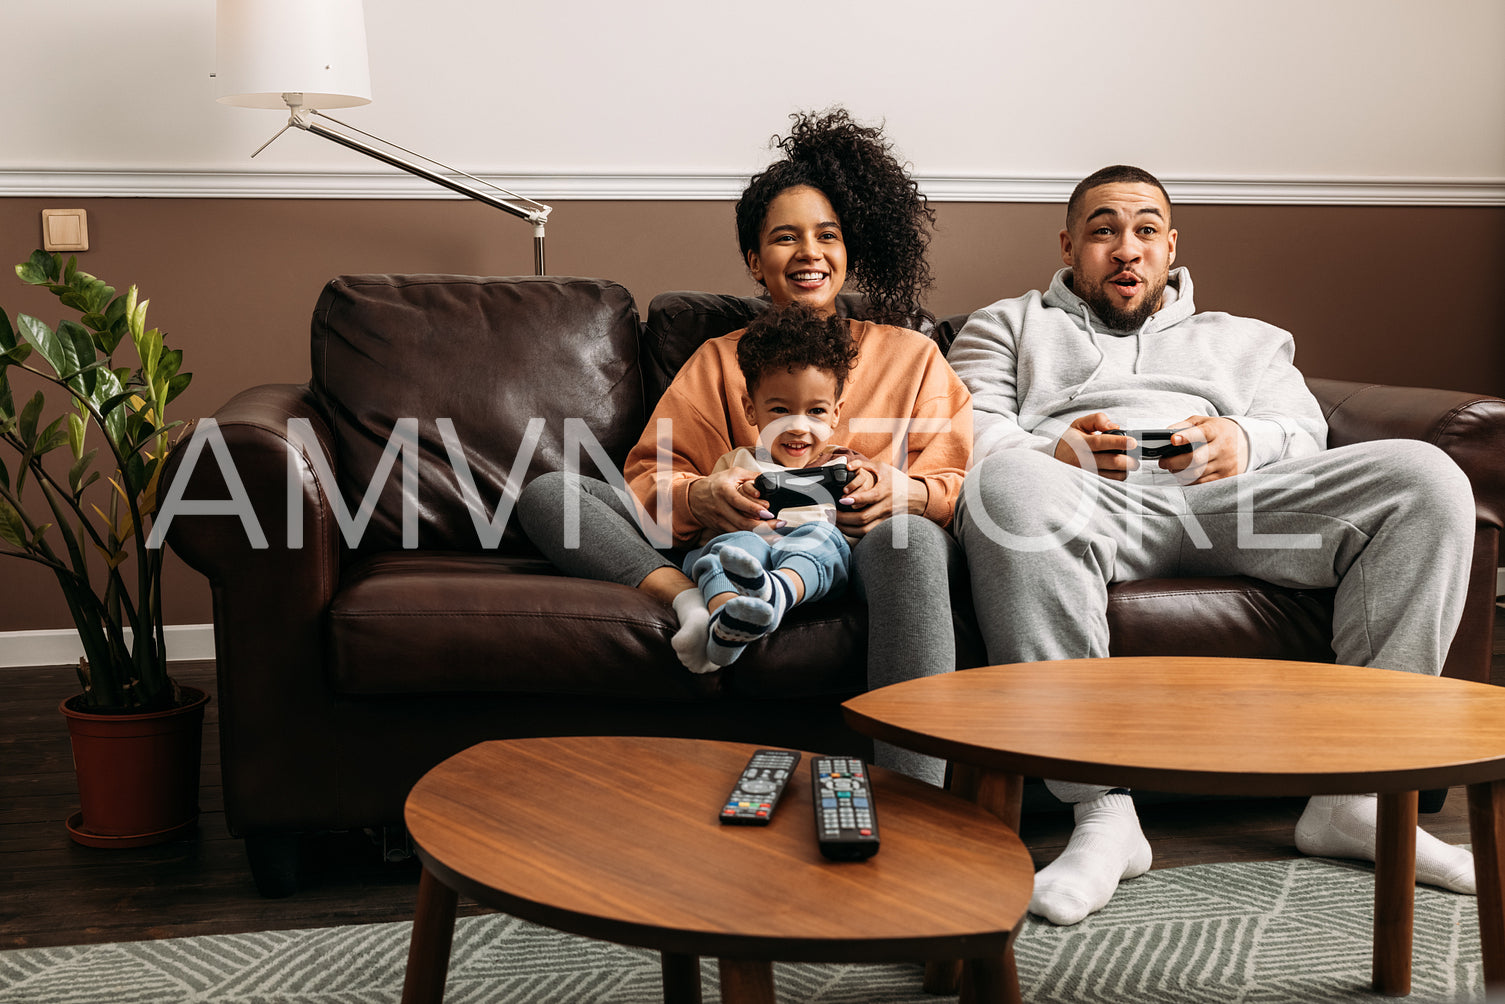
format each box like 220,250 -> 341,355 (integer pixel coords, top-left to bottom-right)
843,657 -> 1505,998
398,735 -> 1034,1004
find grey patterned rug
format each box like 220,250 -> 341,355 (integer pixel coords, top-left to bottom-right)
0,857 -> 1484,1003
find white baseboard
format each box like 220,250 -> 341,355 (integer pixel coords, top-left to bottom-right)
0,624 -> 215,670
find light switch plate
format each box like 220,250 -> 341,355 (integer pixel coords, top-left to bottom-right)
42,209 -> 89,252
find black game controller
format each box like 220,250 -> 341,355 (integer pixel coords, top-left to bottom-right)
1118,429 -> 1194,460
753,461 -> 855,513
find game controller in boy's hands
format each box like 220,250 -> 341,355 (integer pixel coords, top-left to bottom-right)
753,461 -> 856,513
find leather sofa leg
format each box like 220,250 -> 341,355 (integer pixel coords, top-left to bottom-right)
1418,788 -> 1449,814
245,833 -> 305,898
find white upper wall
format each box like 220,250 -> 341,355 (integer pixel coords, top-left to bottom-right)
3,0 -> 1502,188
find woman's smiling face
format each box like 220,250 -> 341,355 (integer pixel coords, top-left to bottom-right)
746,185 -> 848,316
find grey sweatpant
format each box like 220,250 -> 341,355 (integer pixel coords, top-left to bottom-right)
954,440 -> 1475,804
517,471 -> 963,785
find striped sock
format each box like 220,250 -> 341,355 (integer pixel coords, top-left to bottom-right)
718,545 -> 797,617
706,596 -> 778,666
718,545 -> 774,601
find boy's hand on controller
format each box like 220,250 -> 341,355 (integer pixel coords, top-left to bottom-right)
808,445 -> 877,496
1160,416 -> 1248,484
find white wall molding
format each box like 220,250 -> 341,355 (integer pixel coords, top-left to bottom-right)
0,624 -> 215,670
4,169 -> 1503,207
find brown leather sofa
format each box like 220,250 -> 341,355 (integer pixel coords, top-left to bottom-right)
163,274 -> 1505,896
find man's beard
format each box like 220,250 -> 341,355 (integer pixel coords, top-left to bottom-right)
1081,273 -> 1168,331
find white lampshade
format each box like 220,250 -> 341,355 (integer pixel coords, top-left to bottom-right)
216,0 -> 372,110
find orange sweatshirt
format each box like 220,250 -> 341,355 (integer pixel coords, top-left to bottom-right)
625,320 -> 973,548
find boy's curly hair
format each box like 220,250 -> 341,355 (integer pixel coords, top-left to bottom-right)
737,303 -> 859,398
735,107 -> 936,328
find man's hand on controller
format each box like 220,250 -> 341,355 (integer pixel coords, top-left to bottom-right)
1161,416 -> 1248,484
1053,414 -> 1249,484
1053,413 -> 1136,480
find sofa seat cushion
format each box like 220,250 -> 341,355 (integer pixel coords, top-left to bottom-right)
329,553 -> 718,700
712,598 -> 869,700
328,553 -> 874,702
1106,576 -> 1336,662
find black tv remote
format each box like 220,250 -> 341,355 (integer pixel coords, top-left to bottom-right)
719,749 -> 800,825
812,756 -> 880,860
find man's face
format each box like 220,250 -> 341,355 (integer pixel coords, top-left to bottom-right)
1060,182 -> 1178,330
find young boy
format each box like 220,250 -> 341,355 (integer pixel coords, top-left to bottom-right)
682,303 -> 871,667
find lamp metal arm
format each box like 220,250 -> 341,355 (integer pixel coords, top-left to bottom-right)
253,100 -> 551,275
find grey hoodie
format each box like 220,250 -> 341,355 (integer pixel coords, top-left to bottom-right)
947,266 -> 1327,477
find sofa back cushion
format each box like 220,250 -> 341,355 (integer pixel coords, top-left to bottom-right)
641,290 -> 875,410
311,274 -> 643,555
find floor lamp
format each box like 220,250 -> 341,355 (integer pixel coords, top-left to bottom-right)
214,0 -> 552,275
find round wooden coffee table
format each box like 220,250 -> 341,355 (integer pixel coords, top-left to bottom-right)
398,735 -> 1034,1004
842,656 -> 1505,998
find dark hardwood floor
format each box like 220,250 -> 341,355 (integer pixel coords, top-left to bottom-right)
4,606 -> 1502,951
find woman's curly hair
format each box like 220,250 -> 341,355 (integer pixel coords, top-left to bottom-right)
735,108 -> 936,327
737,303 -> 860,398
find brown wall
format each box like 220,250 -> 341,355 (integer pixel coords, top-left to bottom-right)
1,197 -> 1502,633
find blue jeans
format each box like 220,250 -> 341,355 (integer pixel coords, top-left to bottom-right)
683,521 -> 850,605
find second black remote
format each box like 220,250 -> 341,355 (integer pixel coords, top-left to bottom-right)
812,756 -> 880,860
720,749 -> 800,825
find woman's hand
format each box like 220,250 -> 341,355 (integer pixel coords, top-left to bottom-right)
834,454 -> 929,537
687,467 -> 778,534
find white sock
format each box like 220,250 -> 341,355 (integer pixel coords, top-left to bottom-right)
1030,792 -> 1151,926
1295,793 -> 1476,894
705,596 -> 778,667
670,589 -> 717,675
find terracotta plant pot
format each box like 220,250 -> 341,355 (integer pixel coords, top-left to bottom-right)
59,686 -> 210,848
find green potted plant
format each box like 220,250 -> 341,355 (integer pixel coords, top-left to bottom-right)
1,250 -> 205,847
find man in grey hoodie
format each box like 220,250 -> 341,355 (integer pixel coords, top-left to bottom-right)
947,165 -> 1477,926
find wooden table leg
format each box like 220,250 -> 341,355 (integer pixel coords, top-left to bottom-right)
1371,790 -> 1417,996
660,952 -> 702,1004
401,865 -> 460,1004
960,952 -> 1021,1004
923,960 -> 962,995
717,958 -> 775,1004
1468,780 -> 1505,990
931,766 -> 1028,1000
950,763 -> 1024,830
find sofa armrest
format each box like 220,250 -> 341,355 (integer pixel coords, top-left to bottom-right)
165,383 -> 340,579
1307,377 -> 1505,531
1308,377 -> 1505,684
162,382 -> 343,834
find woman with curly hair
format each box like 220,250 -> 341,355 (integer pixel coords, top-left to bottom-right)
518,109 -> 972,785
